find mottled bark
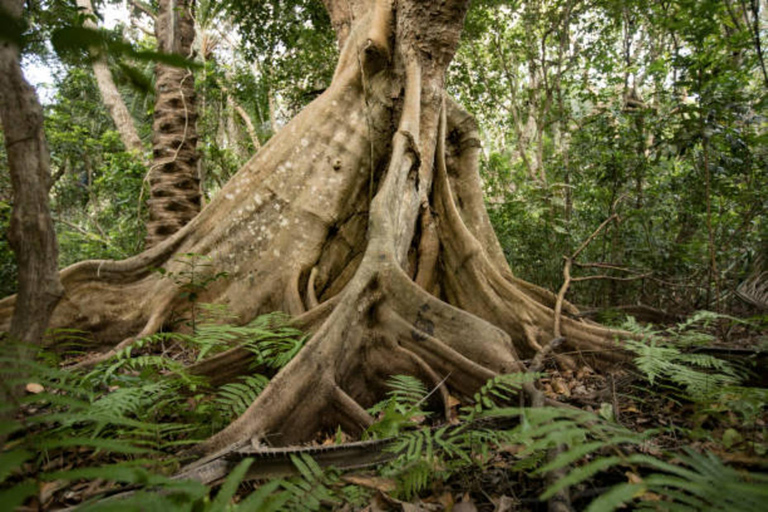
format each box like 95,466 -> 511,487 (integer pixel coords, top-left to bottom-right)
146,0 -> 200,248
0,0 -> 64,348
0,0 -> 629,477
76,0 -> 146,158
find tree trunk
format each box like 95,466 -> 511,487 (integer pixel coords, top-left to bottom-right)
0,0 -> 64,348
0,0 -> 64,437
76,0 -> 146,158
0,0 -> 628,477
146,0 -> 200,248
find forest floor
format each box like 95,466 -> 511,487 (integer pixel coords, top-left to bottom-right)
5,314 -> 768,511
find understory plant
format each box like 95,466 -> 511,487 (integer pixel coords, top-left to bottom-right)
0,309 -> 307,509
2,309 -> 767,511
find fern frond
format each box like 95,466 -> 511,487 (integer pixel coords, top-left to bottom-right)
282,454 -> 341,511
0,449 -> 33,484
393,459 -> 433,499
0,482 -> 37,511
368,375 -> 429,417
585,482 -> 646,512
237,479 -> 291,511
463,373 -> 540,419
624,335 -> 745,400
215,374 -> 270,419
209,458 -> 253,512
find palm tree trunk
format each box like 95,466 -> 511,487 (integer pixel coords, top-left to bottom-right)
146,0 -> 200,247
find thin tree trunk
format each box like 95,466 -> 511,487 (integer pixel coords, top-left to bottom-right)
0,0 -> 64,349
146,0 -> 200,248
231,98 -> 261,152
76,0 -> 146,158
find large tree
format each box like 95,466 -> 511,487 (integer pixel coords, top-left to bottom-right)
0,0 -> 625,478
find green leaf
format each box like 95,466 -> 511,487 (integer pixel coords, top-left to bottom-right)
0,449 -> 33,483
722,428 -> 743,449
586,482 -> 645,512
541,456 -> 623,500
210,458 -> 253,512
0,482 -> 37,510
51,26 -> 201,69
39,437 -> 154,455
237,479 -> 291,511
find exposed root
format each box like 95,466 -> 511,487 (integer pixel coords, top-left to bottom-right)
331,385 -> 375,435
306,267 -> 320,309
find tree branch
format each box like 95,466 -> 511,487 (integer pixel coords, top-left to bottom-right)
128,0 -> 156,21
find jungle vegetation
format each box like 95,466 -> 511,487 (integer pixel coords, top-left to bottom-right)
0,0 -> 766,510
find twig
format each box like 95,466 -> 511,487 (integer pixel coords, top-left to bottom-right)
574,261 -> 643,272
55,217 -> 118,251
554,214 -> 618,339
528,337 -> 565,375
572,273 -> 651,283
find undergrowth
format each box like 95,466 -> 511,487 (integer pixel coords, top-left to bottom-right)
0,309 -> 307,509
1,310 -> 766,510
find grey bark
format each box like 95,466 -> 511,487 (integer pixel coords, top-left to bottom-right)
76,0 -> 146,158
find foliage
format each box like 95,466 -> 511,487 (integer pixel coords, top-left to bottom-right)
365,375 -> 431,438
361,370 -> 767,509
46,66 -> 148,265
155,253 -> 230,332
621,313 -> 746,399
0,194 -> 16,297
225,0 -> 337,118
451,0 -> 768,310
0,307 -> 310,509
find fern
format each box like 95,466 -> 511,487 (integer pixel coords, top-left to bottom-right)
280,454 -> 342,511
463,372 -> 540,420
0,312 -> 311,510
365,375 -> 431,439
565,448 -> 768,512
622,317 -> 745,400
393,459 -> 433,499
214,374 -> 270,418
368,375 -> 429,417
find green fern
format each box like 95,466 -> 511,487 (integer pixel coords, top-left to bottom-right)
281,454 -> 342,511
393,459 -> 433,499
0,312 -> 310,510
365,375 -> 431,438
214,374 -> 270,418
368,375 -> 429,417
243,313 -> 309,370
463,372 -> 540,420
622,317 -> 745,400
554,448 -> 768,512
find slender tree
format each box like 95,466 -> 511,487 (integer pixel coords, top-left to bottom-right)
76,0 -> 146,158
0,0 -> 63,348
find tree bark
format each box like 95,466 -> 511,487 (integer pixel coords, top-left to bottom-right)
0,0 -> 629,475
76,0 -> 146,158
0,0 -> 64,348
146,0 -> 200,248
